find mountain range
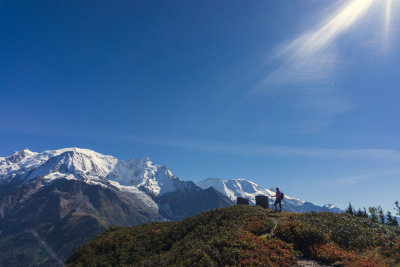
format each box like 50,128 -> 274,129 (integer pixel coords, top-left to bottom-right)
0,148 -> 341,265
198,178 -> 341,213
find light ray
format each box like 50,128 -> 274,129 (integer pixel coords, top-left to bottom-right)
251,0 -> 374,131
385,0 -> 393,39
260,0 -> 374,90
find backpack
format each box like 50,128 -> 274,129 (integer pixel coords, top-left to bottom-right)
281,192 -> 284,200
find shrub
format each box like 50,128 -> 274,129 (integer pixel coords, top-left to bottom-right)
234,234 -> 296,266
310,243 -> 382,267
293,212 -> 399,250
382,238 -> 400,264
276,212 -> 400,266
67,206 -> 400,266
274,220 -> 327,256
67,206 -> 294,266
242,215 -> 274,236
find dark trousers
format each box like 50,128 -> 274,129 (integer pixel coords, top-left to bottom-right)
274,198 -> 282,211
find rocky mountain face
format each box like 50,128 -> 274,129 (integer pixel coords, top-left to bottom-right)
0,178 -> 164,266
157,184 -> 233,220
0,148 -> 232,266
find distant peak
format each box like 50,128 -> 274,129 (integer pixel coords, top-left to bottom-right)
54,147 -> 95,154
16,148 -> 35,154
48,147 -> 116,159
323,203 -> 336,209
7,148 -> 37,163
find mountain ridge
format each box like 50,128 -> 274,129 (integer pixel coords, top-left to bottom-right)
1,148 -> 342,213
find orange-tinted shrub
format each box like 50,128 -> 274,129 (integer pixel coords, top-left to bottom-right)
234,233 -> 296,266
242,215 -> 274,236
310,243 -> 383,267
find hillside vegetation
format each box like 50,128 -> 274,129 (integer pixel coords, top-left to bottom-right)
67,206 -> 400,266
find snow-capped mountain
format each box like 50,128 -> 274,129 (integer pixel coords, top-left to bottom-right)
197,178 -> 274,204
0,148 -> 234,218
323,203 -> 338,210
109,156 -> 188,197
0,148 -> 232,265
0,148 -> 117,185
0,148 -> 188,198
0,148 -> 342,214
197,178 -> 342,213
1,148 -> 343,215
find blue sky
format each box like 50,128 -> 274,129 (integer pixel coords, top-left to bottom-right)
1,0 -> 399,211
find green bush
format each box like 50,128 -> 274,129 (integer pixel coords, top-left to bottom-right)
275,212 -> 400,266
294,212 -> 400,251
242,215 -> 275,236
274,219 -> 328,256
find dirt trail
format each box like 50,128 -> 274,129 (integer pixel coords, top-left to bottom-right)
296,260 -> 332,267
265,210 -> 287,234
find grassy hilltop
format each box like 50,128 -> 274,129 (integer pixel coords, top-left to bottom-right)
67,206 -> 400,266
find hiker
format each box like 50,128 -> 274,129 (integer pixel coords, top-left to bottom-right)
272,187 -> 283,212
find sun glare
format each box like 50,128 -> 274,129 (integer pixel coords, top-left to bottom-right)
305,0 -> 374,55
385,0 -> 393,38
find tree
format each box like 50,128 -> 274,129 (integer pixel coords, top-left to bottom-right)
395,201 -> 400,216
356,208 -> 364,218
362,207 -> 368,218
346,203 -> 354,215
368,207 -> 378,222
378,207 -> 385,224
386,211 -> 393,224
386,211 -> 398,226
